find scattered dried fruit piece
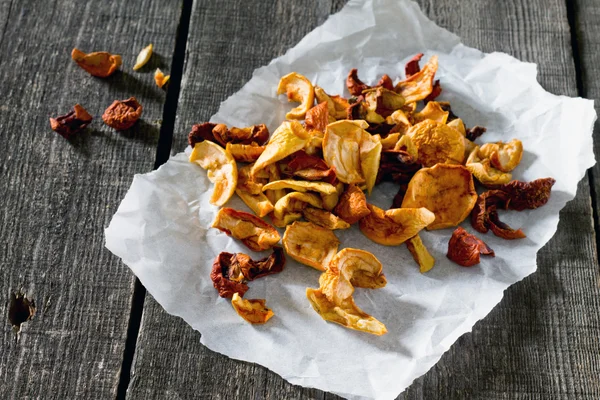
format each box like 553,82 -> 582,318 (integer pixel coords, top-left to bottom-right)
305,101 -> 330,132
406,119 -> 465,167
102,97 -> 143,130
466,126 -> 486,141
226,143 -> 265,163
283,221 -> 340,271
466,146 -> 512,186
231,293 -> 274,324
252,121 -> 310,175
406,234 -> 435,273
413,101 -> 449,124
212,208 -> 280,251
395,55 -> 438,103
479,139 -> 523,172
470,190 -> 526,240
49,104 -> 93,139
71,48 -> 122,77
402,164 -> 477,230
272,192 -> 323,227
497,178 -> 556,211
364,87 -> 406,118
323,120 -> 382,193
188,122 -> 216,147
302,207 -> 350,230
277,72 -> 315,119
447,227 -> 495,267
405,53 -> 424,78
190,141 -> 237,206
306,248 -> 387,336
154,68 -> 170,88
262,179 -> 337,195
211,248 -> 285,298
347,68 -> 370,95
359,204 -> 435,246
133,44 -> 153,70
333,184 -> 371,224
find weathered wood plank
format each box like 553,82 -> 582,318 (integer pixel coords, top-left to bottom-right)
129,0 -> 600,399
0,1 -> 182,398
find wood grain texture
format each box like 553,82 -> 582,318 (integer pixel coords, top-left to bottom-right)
0,1 -> 182,398
128,0 -> 600,399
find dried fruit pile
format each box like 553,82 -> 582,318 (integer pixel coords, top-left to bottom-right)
190,54 -> 556,335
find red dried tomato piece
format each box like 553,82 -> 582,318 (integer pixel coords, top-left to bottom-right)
405,53 -> 424,78
210,247 -> 286,298
471,190 -> 510,233
447,227 -> 495,267
347,68 -> 370,95
49,104 -> 93,139
376,149 -> 421,185
498,178 -> 556,211
487,207 -> 526,240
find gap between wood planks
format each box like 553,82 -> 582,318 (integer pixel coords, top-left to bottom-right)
566,0 -> 600,269
115,0 -> 194,398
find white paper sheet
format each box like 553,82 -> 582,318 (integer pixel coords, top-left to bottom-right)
105,1 -> 596,398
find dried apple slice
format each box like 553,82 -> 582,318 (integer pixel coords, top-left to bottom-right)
190,141 -> 237,206
226,143 -> 265,163
283,221 -> 339,271
302,207 -> 350,230
251,121 -> 310,175
323,120 -> 382,194
401,164 -> 477,230
272,192 -> 323,227
479,139 -> 523,172
333,184 -> 371,224
413,101 -> 449,124
406,234 -> 435,273
406,119 -> 465,167
277,72 -> 315,120
212,208 -> 280,251
466,146 -> 512,186
359,204 -> 435,245
306,248 -> 387,336
262,179 -> 337,195
231,293 -> 274,324
395,55 -> 438,103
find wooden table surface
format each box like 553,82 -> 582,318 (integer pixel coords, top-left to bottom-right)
1,0 -> 599,399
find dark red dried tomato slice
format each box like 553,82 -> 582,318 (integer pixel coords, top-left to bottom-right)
447,227 -> 495,267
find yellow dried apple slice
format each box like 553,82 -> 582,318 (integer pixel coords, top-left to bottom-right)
479,139 -> 523,172
133,44 -> 153,71
359,204 -> 435,245
283,221 -> 339,271
406,234 -> 435,273
251,121 -> 310,175
235,190 -> 273,218
262,179 -> 337,195
413,101 -> 449,124
306,248 -> 387,336
212,208 -> 280,252
406,119 -> 465,167
302,207 -> 350,230
190,141 -> 237,206
272,192 -> 323,227
231,293 -> 274,324
323,120 -> 382,194
401,164 -> 477,230
465,146 -> 512,185
277,72 -> 315,120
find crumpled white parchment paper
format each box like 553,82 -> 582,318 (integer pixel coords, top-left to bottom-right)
105,1 -> 596,399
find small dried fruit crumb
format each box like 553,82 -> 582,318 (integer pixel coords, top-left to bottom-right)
154,68 -> 170,88
133,44 -> 153,71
